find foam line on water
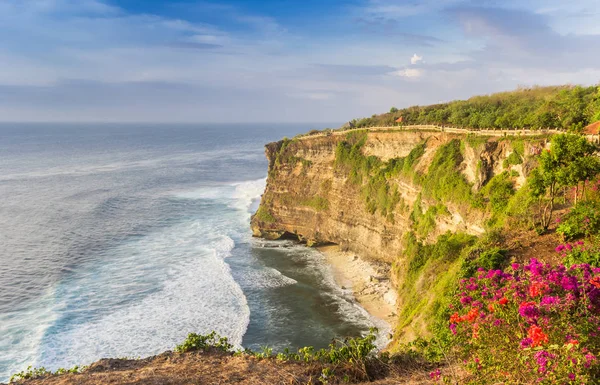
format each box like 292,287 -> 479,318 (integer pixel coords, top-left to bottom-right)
34,223 -> 250,372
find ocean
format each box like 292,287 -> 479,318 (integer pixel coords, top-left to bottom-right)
0,123 -> 382,382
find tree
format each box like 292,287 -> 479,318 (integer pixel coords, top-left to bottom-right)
529,134 -> 600,230
390,107 -> 399,113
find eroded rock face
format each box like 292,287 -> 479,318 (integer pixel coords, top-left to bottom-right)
251,130 -> 539,263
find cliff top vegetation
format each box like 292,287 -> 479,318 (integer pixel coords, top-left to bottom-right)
348,85 -> 600,131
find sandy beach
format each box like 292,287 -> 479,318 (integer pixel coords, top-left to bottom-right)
317,245 -> 398,328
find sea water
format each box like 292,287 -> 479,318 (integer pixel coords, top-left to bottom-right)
0,123 -> 383,382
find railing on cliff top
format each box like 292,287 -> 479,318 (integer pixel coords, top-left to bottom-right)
370,125 -> 563,137
296,124 -> 567,140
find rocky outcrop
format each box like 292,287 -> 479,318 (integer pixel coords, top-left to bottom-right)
251,129 -> 545,263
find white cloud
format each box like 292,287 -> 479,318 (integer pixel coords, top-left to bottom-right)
391,68 -> 423,78
410,54 -> 423,65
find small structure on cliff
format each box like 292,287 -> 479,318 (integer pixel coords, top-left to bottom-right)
584,121 -> 600,143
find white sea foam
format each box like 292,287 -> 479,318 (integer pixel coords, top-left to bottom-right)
172,178 -> 265,217
34,222 -> 250,371
0,287 -> 61,380
16,180 -> 268,374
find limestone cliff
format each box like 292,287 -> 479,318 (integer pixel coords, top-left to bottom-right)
251,129 -> 544,262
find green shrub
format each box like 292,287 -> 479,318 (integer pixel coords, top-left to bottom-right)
503,151 -> 523,168
556,242 -> 600,267
10,365 -> 86,383
556,201 -> 600,240
175,331 -> 234,353
461,247 -> 508,278
249,329 -> 379,381
10,366 -> 52,383
465,134 -> 489,150
397,231 -> 476,337
505,180 -> 537,227
480,171 -> 516,214
411,203 -> 450,239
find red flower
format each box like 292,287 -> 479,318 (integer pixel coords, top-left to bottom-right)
527,325 -> 548,347
488,303 -> 495,312
590,276 -> 600,289
498,297 -> 508,305
450,312 -> 461,324
463,308 -> 479,323
529,281 -> 549,297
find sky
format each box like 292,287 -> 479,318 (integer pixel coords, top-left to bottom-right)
1,0 -> 599,123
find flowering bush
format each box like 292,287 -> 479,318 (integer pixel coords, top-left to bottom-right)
556,242 -> 600,268
448,259 -> 600,384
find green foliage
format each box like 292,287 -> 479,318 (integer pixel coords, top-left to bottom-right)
300,196 -> 329,211
248,329 -> 379,382
558,242 -> 600,267
254,206 -> 276,223
175,331 -> 234,353
289,156 -> 313,168
10,366 -> 52,383
556,201 -> 600,240
350,85 -> 600,130
10,365 -> 86,383
411,202 -> 450,239
512,139 -> 525,156
460,247 -> 508,278
465,133 -> 490,149
397,231 -> 476,335
530,134 -> 600,229
503,151 -> 523,168
390,106 -> 399,113
334,131 -> 374,185
419,140 -> 476,206
480,171 -> 516,215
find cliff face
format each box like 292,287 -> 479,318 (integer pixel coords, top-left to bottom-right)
252,129 -> 541,262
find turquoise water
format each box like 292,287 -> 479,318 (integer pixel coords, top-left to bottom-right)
0,123 -> 381,382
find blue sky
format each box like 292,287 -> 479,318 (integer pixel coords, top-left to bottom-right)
1,0 -> 599,123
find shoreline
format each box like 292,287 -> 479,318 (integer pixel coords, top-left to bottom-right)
316,245 -> 397,335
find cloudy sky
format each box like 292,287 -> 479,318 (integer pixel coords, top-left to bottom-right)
1,0 -> 599,123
